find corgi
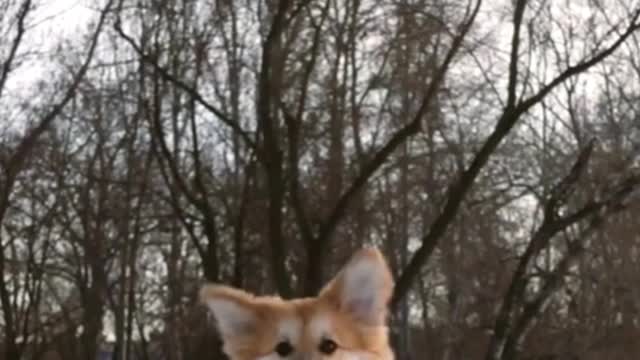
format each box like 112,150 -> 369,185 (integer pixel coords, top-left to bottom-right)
199,247 -> 395,360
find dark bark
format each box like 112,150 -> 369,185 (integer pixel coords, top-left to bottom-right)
256,0 -> 295,298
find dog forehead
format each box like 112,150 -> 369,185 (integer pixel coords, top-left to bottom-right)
307,312 -> 332,340
271,304 -> 333,342
275,316 -> 303,341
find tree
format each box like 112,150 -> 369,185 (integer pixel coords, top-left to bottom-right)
2,1 -> 640,359
0,1 -> 113,358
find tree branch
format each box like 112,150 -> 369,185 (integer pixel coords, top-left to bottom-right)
0,2 -> 113,358
304,0 -> 483,296
392,4 -> 640,307
485,142 -> 640,360
0,0 -> 31,99
113,11 -> 257,151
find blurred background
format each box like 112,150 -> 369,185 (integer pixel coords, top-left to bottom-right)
1,0 -> 640,359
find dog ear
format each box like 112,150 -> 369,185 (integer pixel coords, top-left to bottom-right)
200,284 -> 258,339
320,247 -> 394,326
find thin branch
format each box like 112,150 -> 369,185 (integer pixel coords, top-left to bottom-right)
304,0 -> 483,297
517,8 -> 640,116
484,140 -> 596,360
281,1 -> 331,254
113,13 -> 257,151
0,0 -> 31,99
0,2 -> 113,357
392,4 -> 640,307
485,141 -> 640,360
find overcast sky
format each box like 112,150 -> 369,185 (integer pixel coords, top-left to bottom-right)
6,0 -> 94,98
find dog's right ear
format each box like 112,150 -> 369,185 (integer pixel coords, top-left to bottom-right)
319,247 -> 394,326
200,284 -> 258,339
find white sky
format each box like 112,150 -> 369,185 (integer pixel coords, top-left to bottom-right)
6,0 -> 94,98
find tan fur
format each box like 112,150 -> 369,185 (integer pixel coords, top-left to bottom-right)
200,247 -> 395,360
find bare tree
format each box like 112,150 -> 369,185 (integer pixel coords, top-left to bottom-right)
0,1 -> 113,358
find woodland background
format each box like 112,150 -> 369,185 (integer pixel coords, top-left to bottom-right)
1,0 -> 640,359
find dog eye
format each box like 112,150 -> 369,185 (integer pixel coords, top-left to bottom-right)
275,341 -> 294,357
318,339 -> 337,355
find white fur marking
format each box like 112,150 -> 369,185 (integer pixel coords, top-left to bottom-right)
256,353 -> 282,360
309,313 -> 332,341
278,317 -> 302,342
256,353 -> 280,360
341,350 -> 372,360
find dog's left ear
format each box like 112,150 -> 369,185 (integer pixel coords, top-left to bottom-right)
199,284 -> 258,339
320,247 -> 394,326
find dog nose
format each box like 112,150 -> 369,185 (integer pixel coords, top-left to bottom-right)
296,354 -> 315,360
